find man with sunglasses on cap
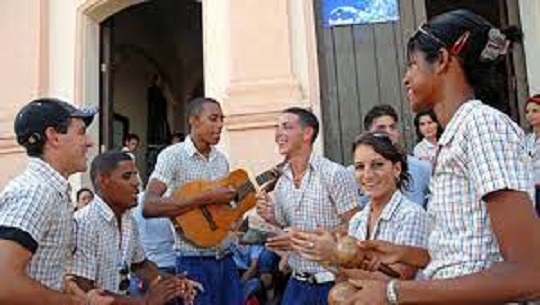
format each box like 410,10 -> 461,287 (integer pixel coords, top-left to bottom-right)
66,151 -> 199,305
0,98 -> 112,304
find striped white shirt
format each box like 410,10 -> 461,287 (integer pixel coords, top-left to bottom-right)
413,138 -> 438,165
423,100 -> 533,279
525,133 -> 540,185
348,191 -> 428,249
69,196 -> 146,293
0,158 -> 74,291
273,153 -> 359,274
149,136 -> 229,253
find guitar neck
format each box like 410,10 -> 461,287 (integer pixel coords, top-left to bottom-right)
236,170 -> 279,202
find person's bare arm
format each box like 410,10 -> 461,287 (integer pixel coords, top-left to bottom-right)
241,258 -> 260,283
0,240 -> 85,305
341,208 -> 360,222
143,179 -> 235,218
68,273 -> 184,305
131,260 -> 162,285
340,261 -> 419,282
330,207 -> 360,234
346,191 -> 540,304
357,240 -> 431,269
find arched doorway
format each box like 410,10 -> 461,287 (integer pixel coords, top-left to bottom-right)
80,0 -> 203,183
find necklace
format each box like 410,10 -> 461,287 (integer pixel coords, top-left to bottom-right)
292,167 -> 308,188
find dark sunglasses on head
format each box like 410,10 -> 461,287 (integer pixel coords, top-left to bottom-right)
412,23 -> 470,56
371,132 -> 393,142
118,262 -> 130,292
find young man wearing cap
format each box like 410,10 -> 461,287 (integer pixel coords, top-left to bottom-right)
0,98 -> 111,305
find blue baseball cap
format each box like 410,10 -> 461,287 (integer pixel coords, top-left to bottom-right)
14,98 -> 98,147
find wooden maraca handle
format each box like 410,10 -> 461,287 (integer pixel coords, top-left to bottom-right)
377,263 -> 401,278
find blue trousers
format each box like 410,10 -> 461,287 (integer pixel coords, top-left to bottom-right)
281,278 -> 333,305
176,255 -> 243,305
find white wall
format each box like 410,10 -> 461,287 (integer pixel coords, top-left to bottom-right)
48,0 -> 77,101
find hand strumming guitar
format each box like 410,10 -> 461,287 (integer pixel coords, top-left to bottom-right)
203,185 -> 237,206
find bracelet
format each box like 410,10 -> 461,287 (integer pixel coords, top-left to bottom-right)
386,279 -> 399,305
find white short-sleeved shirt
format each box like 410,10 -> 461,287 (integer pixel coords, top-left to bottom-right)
0,158 -> 73,291
348,191 -> 429,249
423,100 -> 533,279
273,153 -> 359,274
149,136 -> 229,253
69,196 -> 146,293
413,138 -> 438,165
525,133 -> 540,185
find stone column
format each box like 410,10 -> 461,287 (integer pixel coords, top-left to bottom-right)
0,0 -> 49,187
203,0 -> 320,173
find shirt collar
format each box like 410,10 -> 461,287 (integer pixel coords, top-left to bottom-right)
184,135 -> 218,161
282,152 -> 318,179
421,138 -> 437,149
27,157 -> 71,197
369,190 -> 404,222
93,195 -> 116,223
439,100 -> 481,146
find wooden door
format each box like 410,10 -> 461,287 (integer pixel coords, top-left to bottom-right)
99,18 -> 114,152
315,0 -> 426,165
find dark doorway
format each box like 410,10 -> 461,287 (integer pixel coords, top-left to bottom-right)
99,0 -> 203,182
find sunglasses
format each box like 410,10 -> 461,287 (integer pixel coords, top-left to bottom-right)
118,262 -> 130,292
413,23 -> 470,56
354,131 -> 395,148
371,132 -> 393,143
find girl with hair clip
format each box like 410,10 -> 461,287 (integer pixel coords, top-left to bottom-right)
342,9 -> 540,305
525,94 -> 540,216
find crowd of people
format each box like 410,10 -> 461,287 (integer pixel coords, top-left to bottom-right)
0,8 -> 539,305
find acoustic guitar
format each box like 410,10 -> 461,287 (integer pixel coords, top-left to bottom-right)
172,164 -> 284,248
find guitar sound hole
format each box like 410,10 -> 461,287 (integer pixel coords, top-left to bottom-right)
200,207 -> 218,231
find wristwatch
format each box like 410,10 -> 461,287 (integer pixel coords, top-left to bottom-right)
386,279 -> 399,304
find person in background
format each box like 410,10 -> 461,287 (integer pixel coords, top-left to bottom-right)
524,94 -> 540,216
170,132 -> 185,145
76,187 -> 94,211
363,105 -> 432,208
130,191 -> 177,301
122,133 -> 140,155
232,212 -> 281,304
412,109 -> 443,165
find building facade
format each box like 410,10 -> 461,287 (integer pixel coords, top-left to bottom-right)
1,0 -> 539,190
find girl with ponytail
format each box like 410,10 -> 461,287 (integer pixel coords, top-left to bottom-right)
343,9 -> 540,304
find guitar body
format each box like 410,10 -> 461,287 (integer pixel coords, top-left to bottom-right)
172,169 -> 259,248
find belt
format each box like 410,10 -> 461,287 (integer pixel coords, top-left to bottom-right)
178,248 -> 231,260
291,270 -> 335,284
